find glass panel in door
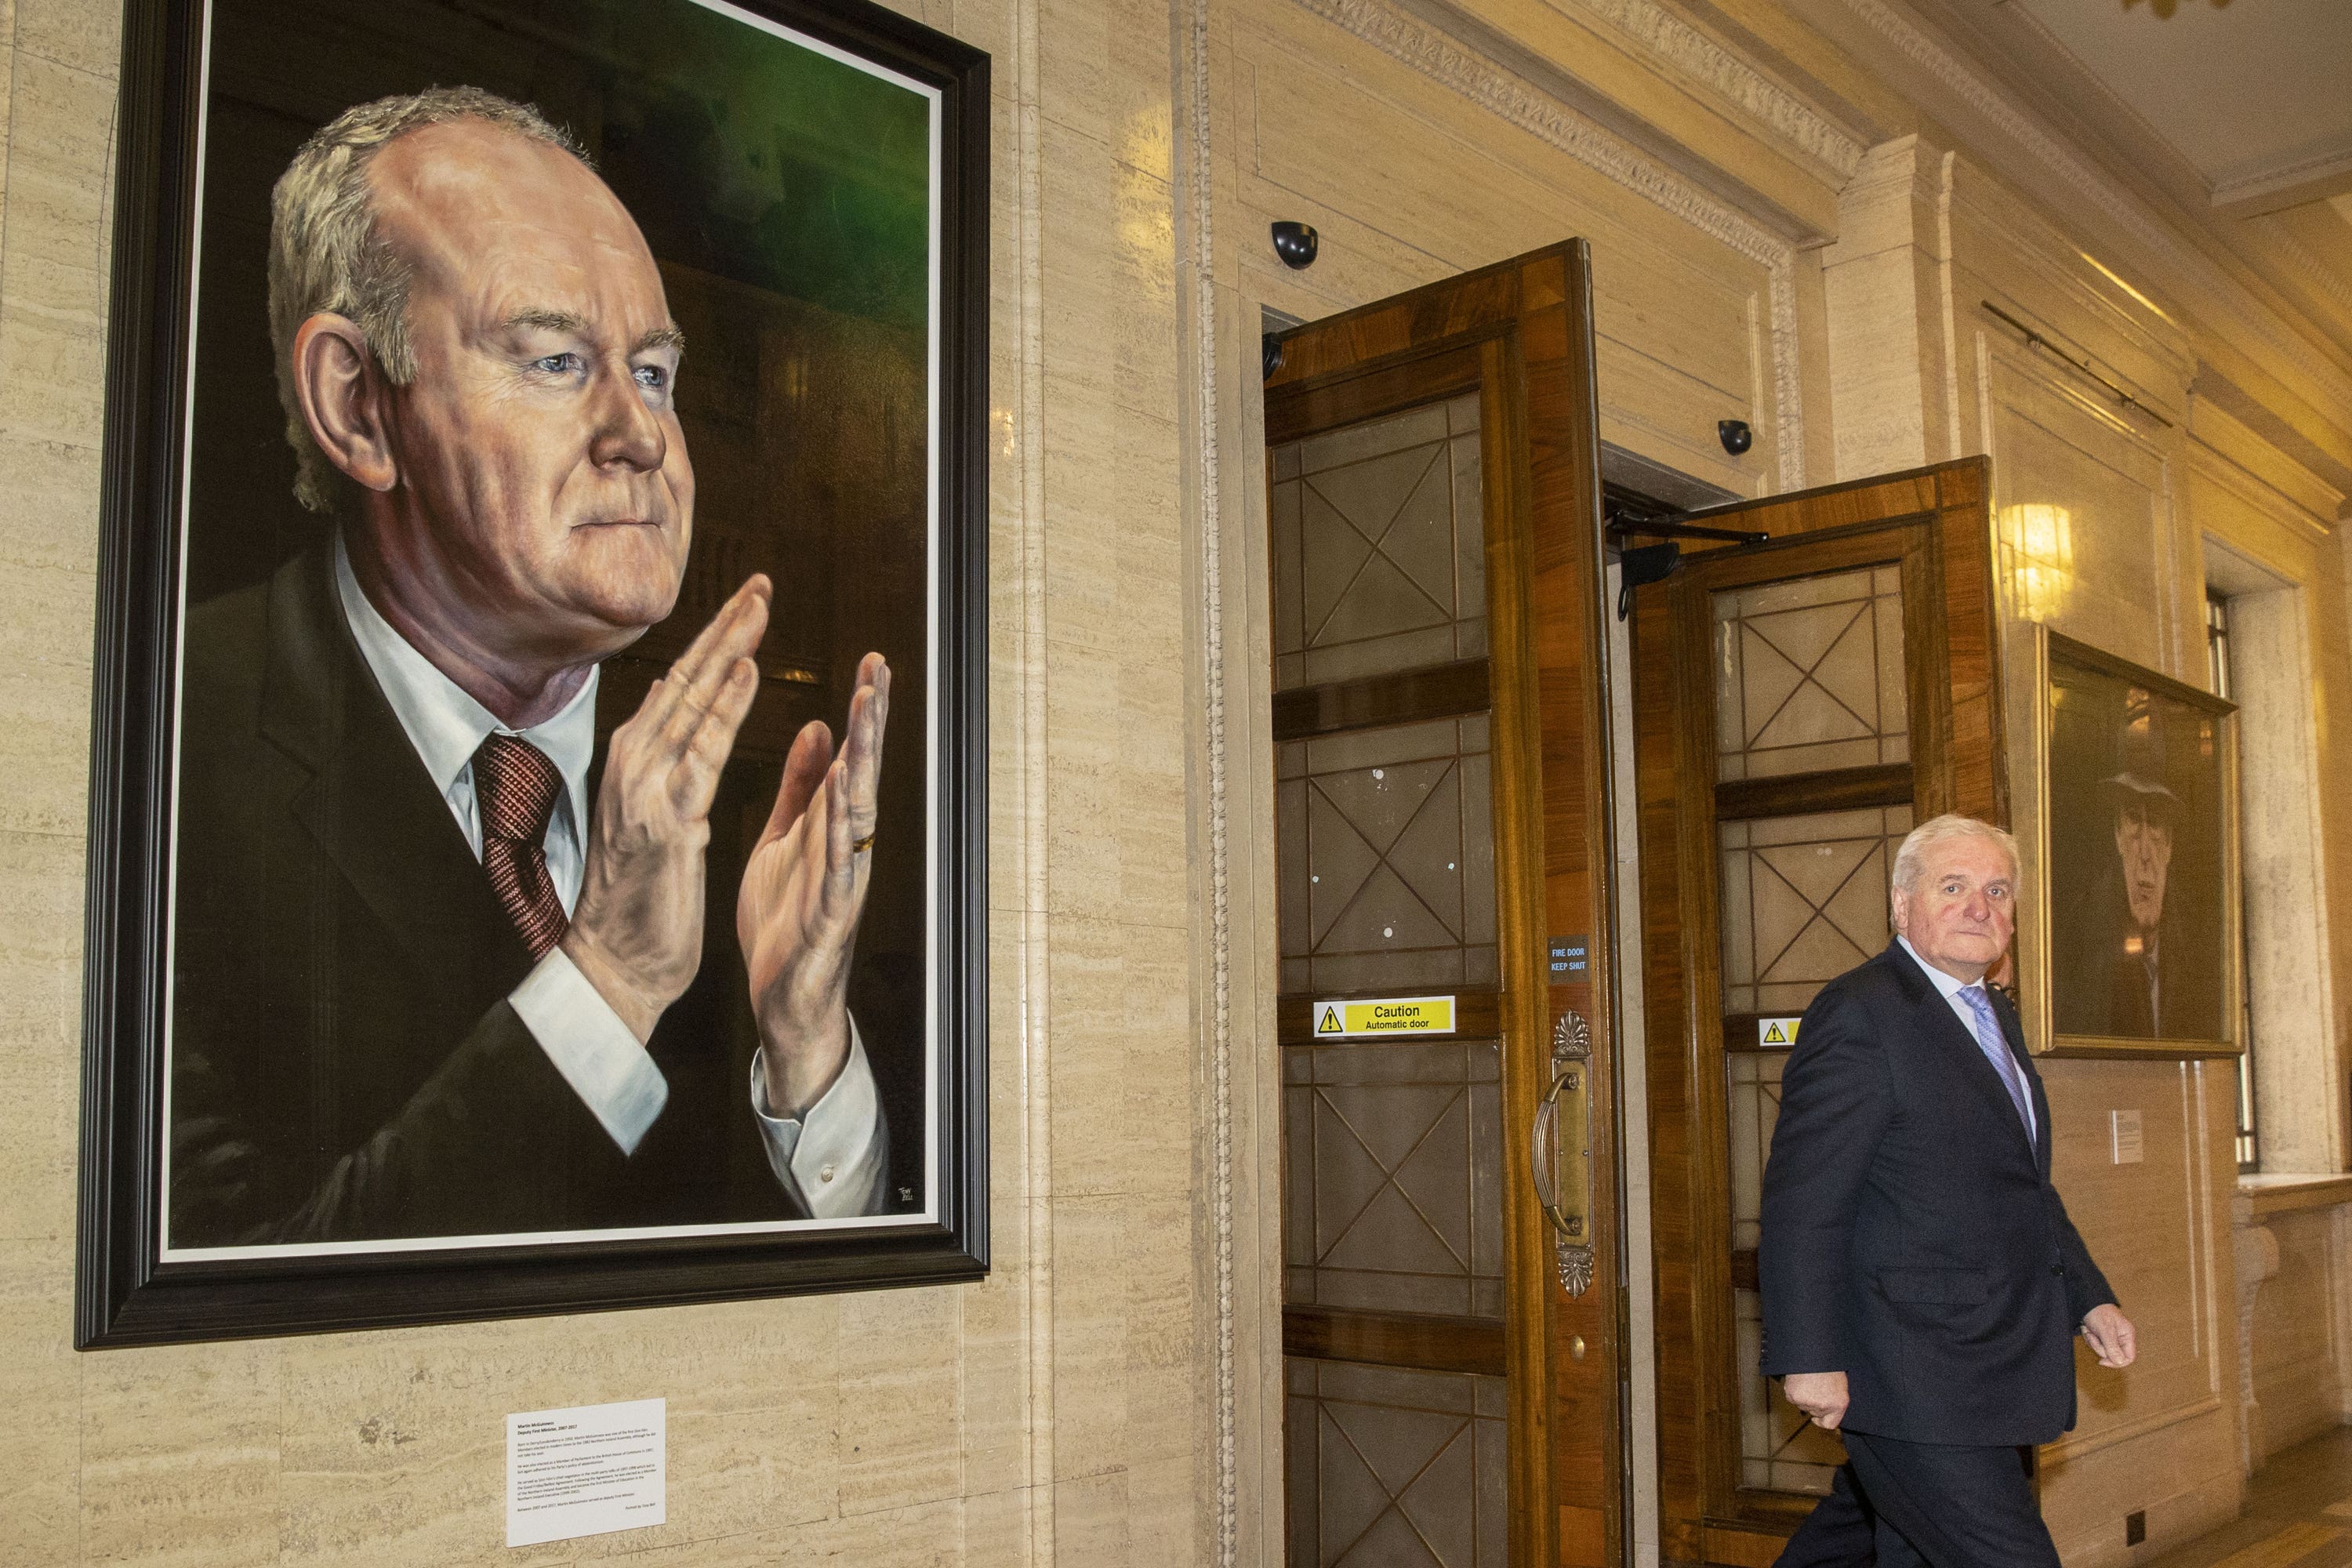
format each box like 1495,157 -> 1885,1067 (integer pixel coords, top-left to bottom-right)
1711,565 -> 1914,1504
1273,397 -> 1509,1566
1270,396 -> 1486,693
1287,1359 -> 1508,1568
1711,566 -> 1909,782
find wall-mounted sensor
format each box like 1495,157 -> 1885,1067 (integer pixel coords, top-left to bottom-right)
1718,418 -> 1754,456
1272,221 -> 1319,269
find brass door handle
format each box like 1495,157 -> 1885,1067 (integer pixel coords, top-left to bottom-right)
1532,1010 -> 1595,1297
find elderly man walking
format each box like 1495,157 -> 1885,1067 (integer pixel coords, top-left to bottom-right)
1761,814 -> 2137,1567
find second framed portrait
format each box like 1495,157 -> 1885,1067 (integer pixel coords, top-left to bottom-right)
79,0 -> 988,1345
2017,626 -> 2238,1059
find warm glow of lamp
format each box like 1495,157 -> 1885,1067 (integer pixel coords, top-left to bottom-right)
2000,502 -> 2074,622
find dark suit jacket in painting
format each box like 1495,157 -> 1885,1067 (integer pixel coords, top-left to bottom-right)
168,541 -> 895,1247
2053,864 -> 2219,1044
1759,942 -> 2116,1448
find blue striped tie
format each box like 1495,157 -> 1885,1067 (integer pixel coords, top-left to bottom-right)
1958,984 -> 2034,1141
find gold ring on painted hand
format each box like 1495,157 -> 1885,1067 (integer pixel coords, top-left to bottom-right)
851,833 -> 877,854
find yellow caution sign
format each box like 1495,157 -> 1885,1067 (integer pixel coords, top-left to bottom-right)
1313,995 -> 1456,1039
1758,1017 -> 1802,1047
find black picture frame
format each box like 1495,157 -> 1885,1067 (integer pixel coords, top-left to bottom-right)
77,0 -> 989,1346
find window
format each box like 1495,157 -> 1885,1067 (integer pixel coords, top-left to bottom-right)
2207,592 -> 2258,1171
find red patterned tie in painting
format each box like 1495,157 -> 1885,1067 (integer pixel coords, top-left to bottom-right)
474,734 -> 568,960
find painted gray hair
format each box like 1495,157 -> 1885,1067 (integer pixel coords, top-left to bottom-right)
1891,813 -> 2020,893
267,87 -> 590,513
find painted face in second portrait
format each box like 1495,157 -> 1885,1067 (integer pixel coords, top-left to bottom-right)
361,117 -> 695,666
2115,802 -> 2174,938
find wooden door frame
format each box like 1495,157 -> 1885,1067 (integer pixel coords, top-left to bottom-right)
1264,241 -> 1625,1568
1633,459 -> 2002,1566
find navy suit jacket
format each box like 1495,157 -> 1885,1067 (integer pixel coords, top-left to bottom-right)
1759,941 -> 2116,1446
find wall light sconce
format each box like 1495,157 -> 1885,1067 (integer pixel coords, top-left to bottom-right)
2001,501 -> 2074,622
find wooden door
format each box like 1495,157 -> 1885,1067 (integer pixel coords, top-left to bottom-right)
1263,242 -> 1622,1567
1631,459 -> 2003,1566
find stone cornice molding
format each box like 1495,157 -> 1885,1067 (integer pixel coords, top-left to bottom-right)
1986,0 -> 2352,228
2187,434 -> 2335,549
1839,0 -> 2352,437
1841,0 -> 2172,253
1563,0 -> 1865,180
1987,0 -> 2207,205
2212,144 -> 2352,214
1296,0 -> 1809,491
2263,227 -> 2352,330
1835,132 -> 1951,226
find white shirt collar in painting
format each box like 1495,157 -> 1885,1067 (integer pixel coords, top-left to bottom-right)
332,532 -> 597,881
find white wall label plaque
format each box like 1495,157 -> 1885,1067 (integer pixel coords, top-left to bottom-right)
506,1397 -> 666,1547
2110,1110 -> 2144,1165
1313,995 -> 1455,1037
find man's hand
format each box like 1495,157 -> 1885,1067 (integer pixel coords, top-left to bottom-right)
741,652 -> 891,1115
1782,1370 -> 1850,1430
2082,1303 -> 2137,1368
563,578 -> 771,1042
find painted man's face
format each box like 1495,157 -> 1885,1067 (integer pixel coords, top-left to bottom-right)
2115,803 -> 2173,935
365,118 -> 694,659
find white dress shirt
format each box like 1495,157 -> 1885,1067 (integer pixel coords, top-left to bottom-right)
1895,935 -> 2037,1144
334,538 -> 884,1217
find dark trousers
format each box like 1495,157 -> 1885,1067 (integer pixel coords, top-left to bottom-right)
1773,1433 -> 2058,1568
1773,1462 -> 1876,1567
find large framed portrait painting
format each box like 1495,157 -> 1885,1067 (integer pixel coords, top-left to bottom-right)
78,0 -> 987,1345
2029,628 -> 2238,1058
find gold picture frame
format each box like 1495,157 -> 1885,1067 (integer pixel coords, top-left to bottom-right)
2009,623 -> 2241,1058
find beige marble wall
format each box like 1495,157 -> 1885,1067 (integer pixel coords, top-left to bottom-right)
2191,428 -> 2348,1180
2190,412 -> 2352,1486
4,0 -> 122,1553
0,0 -> 1210,1562
1948,167 -> 2199,676
2037,1061 -> 2243,1567
1820,134 -> 1960,480
1216,0 -> 1813,499
13,0 -> 2352,1563
2238,1185 -> 2352,1465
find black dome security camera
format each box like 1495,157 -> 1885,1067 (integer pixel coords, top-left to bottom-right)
1719,418 -> 1754,456
1271,221 -> 1319,269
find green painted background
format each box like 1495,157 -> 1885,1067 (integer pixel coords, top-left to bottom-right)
579,0 -> 934,334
